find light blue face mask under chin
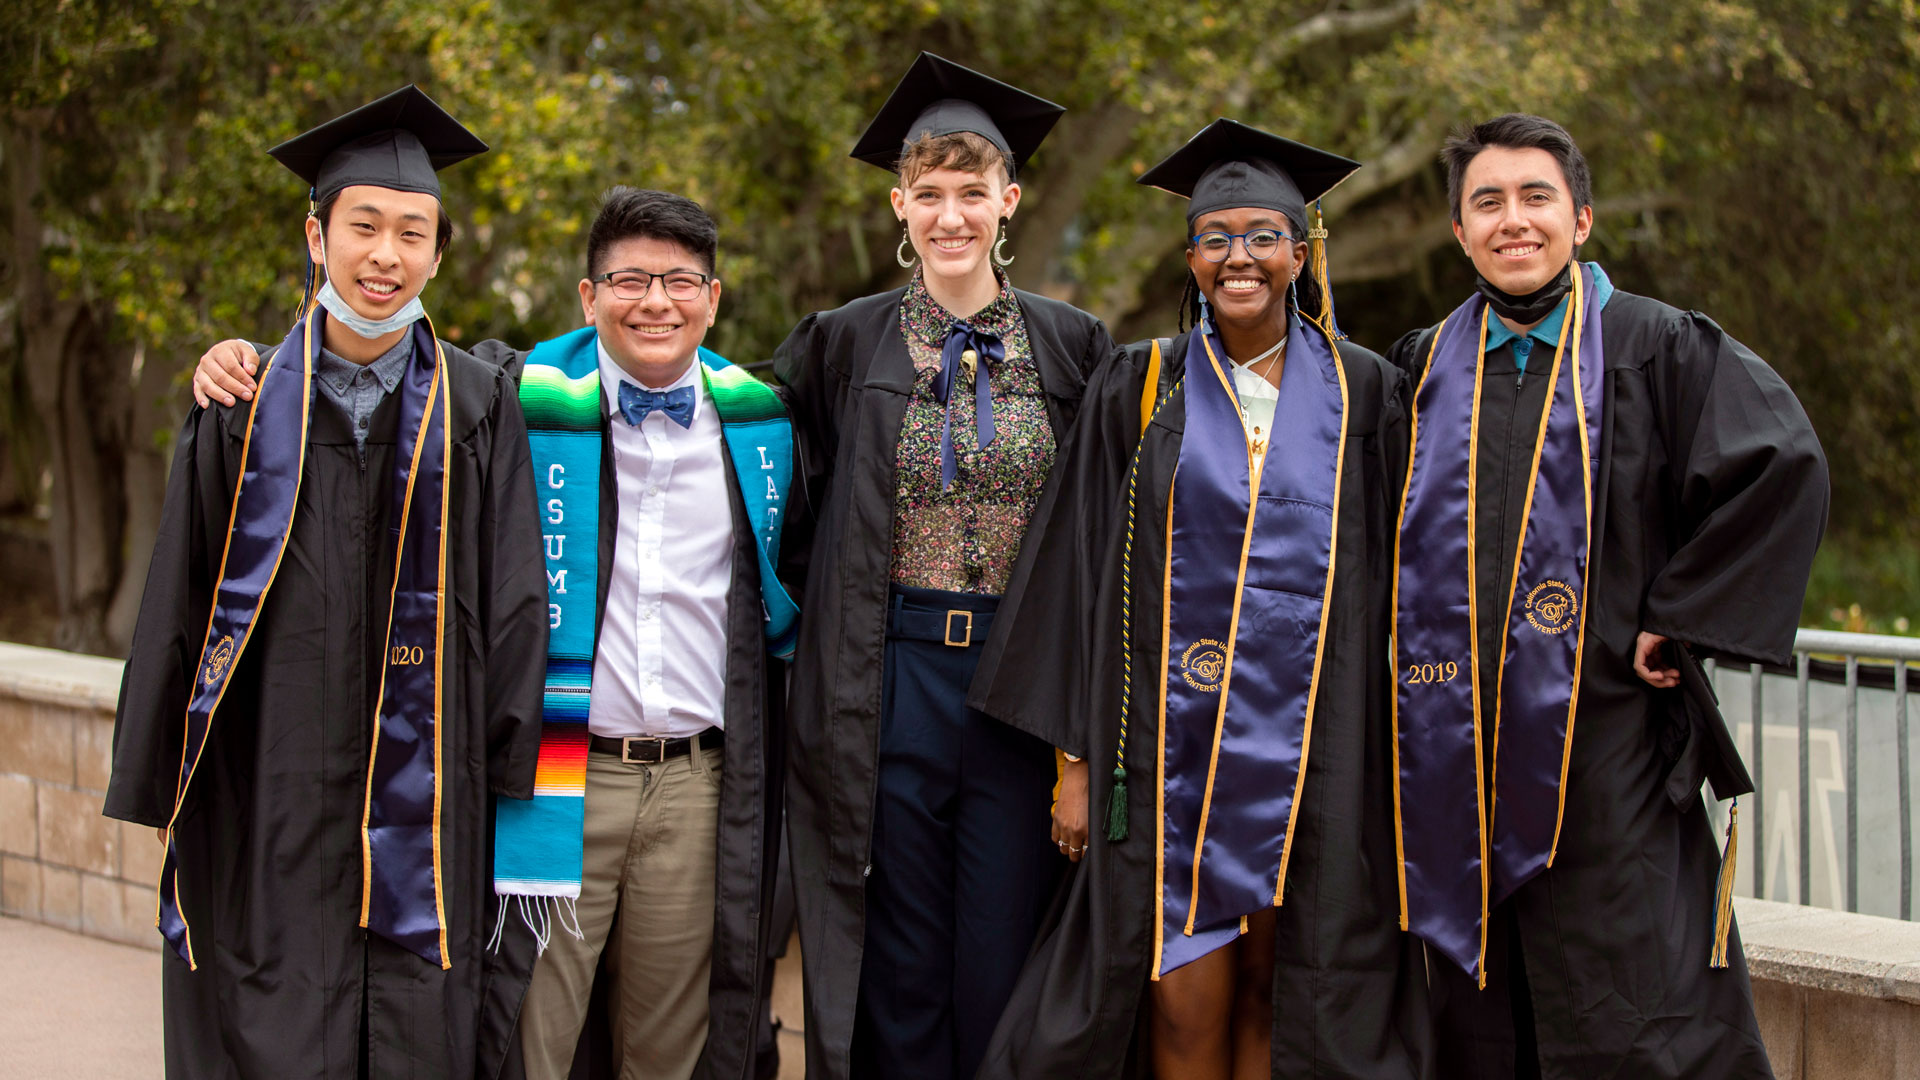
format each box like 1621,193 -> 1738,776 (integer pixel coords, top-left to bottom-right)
313,279 -> 426,339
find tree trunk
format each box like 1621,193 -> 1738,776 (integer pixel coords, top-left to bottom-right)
7,113 -> 127,656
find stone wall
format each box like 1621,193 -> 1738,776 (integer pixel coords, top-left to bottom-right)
0,643 -> 155,947
1740,898 -> 1920,1079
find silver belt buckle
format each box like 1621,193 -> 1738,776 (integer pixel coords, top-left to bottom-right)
622,736 -> 668,764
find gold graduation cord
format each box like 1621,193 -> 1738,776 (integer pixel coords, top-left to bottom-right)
160,316 -> 315,969
1056,337 -> 1175,818
1107,342 -> 1180,844
357,326 -> 454,970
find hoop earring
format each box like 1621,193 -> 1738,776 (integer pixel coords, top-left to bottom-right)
896,227 -> 916,269
992,220 -> 1015,267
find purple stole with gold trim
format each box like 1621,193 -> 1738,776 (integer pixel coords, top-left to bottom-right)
1154,314 -> 1347,977
159,309 -> 455,970
1390,263 -> 1604,981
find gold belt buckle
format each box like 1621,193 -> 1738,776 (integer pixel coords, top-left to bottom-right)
622,736 -> 668,764
944,610 -> 973,647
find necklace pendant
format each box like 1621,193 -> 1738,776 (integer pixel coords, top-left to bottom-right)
962,348 -> 978,377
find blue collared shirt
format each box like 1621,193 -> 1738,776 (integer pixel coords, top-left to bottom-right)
1485,262 -> 1614,372
314,334 -> 411,453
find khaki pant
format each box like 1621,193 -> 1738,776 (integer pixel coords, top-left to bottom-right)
519,744 -> 721,1080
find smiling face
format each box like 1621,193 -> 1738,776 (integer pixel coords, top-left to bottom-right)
306,184 -> 443,318
891,165 -> 1020,292
1184,206 -> 1307,334
578,234 -> 720,387
1453,145 -> 1593,296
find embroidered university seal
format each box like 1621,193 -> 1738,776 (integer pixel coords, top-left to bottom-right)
203,635 -> 236,687
1181,638 -> 1229,692
1524,580 -> 1578,635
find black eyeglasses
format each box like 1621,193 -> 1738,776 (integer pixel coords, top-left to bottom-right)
590,268 -> 712,301
1190,229 -> 1294,263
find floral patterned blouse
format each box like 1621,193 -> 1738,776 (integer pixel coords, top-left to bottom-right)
889,270 -> 1055,595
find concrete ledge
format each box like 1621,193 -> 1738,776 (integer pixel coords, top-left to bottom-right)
1737,896 -> 1920,1005
0,643 -> 123,713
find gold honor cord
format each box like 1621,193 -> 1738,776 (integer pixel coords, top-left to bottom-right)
160,317 -> 315,968
1466,309 -> 1490,989
1107,342 -> 1178,844
429,337 -> 452,967
1552,274 -> 1595,867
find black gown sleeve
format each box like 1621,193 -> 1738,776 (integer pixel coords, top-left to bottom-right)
969,342 -> 1153,757
771,313 -> 839,593
1640,312 -> 1829,666
104,406 -> 231,827
477,364 -> 548,798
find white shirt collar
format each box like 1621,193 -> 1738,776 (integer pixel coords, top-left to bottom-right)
596,338 -> 704,422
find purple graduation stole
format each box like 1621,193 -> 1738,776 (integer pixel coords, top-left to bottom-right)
158,309 -> 454,970
1390,263 -> 1604,982
1153,316 -> 1348,978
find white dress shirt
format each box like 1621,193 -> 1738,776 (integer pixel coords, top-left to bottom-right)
1231,358 -> 1281,443
589,343 -> 735,739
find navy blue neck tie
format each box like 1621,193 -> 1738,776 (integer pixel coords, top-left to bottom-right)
618,381 -> 695,429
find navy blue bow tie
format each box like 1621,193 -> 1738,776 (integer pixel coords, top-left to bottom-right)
931,321 -> 1004,489
618,382 -> 695,429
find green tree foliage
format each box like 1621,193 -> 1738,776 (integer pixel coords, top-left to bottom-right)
2,0 -> 1915,650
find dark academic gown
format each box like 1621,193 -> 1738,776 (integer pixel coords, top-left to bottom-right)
473,342 -> 786,1080
772,288 -> 1115,1080
103,341 -> 549,1079
967,330 -> 1436,1079
1383,289 -> 1829,1080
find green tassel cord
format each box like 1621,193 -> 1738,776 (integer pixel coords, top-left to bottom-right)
1107,766 -> 1130,842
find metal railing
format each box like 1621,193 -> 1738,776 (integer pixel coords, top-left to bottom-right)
1707,629 -> 1918,920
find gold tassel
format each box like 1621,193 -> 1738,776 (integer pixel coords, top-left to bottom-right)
1306,200 -> 1338,337
1710,800 -> 1739,968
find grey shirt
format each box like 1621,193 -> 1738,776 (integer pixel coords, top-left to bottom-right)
314,334 -> 412,454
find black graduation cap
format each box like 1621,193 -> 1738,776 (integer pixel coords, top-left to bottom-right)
849,53 -> 1064,178
1138,118 -> 1360,229
267,85 -> 487,206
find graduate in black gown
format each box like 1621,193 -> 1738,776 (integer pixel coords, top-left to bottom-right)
773,54 -> 1115,1080
1383,114 -> 1828,1080
969,120 -> 1434,1079
103,87 -> 548,1079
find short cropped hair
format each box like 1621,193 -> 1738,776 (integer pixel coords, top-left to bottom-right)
316,189 -> 455,257
897,131 -> 1012,187
1442,114 -> 1593,225
586,186 -> 719,278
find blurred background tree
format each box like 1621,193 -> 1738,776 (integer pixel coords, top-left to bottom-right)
2,0 -> 1914,654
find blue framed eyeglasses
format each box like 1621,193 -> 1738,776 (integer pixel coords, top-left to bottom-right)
1190,229 -> 1294,263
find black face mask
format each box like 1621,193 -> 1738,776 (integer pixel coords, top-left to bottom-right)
1475,262 -> 1573,325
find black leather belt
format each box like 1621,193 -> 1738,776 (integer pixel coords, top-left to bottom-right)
588,728 -> 724,764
